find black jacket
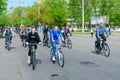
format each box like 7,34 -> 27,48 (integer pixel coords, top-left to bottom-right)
26,32 -> 41,43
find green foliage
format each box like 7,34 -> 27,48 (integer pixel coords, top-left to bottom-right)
0,0 -> 7,14
0,13 -> 10,26
44,0 -> 68,27
2,0 -> 120,27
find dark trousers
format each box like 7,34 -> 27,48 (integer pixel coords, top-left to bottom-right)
28,45 -> 37,56
96,35 -> 106,48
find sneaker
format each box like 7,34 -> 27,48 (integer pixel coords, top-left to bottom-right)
27,59 -> 31,66
52,56 -> 56,62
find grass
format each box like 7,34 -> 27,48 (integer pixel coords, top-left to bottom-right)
72,31 -> 92,34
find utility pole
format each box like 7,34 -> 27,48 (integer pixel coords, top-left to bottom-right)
82,0 -> 84,33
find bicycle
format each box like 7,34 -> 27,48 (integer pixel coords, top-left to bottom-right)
43,35 -> 50,48
50,43 -> 64,67
22,38 -> 27,48
62,36 -> 72,49
28,43 -> 38,70
95,37 -> 110,57
5,36 -> 11,51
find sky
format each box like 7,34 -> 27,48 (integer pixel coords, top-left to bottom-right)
7,0 -> 37,10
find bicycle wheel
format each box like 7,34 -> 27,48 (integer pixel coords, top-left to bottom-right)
103,43 -> 110,57
32,52 -> 36,70
95,41 -> 98,53
47,41 -> 50,48
95,41 -> 100,54
67,39 -> 72,49
7,42 -> 10,51
57,51 -> 64,67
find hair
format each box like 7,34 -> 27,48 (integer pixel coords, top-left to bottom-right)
31,26 -> 35,29
45,23 -> 48,25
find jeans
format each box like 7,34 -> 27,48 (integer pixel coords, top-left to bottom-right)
5,35 -> 12,45
51,40 -> 61,56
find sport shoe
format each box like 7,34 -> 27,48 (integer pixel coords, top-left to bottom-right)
27,59 -> 30,66
52,56 -> 56,62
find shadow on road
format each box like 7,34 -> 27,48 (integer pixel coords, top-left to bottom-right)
79,61 -> 99,67
91,51 -> 97,54
91,51 -> 105,57
36,59 -> 42,64
10,47 -> 16,50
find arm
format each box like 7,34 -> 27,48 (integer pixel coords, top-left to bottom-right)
26,33 -> 30,43
96,27 -> 100,38
104,27 -> 109,37
36,32 -> 41,43
59,31 -> 64,41
51,32 -> 54,42
68,29 -> 72,36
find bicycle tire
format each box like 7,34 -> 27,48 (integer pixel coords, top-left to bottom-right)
32,52 -> 36,70
47,41 -> 50,48
95,41 -> 98,53
103,43 -> 110,57
95,41 -> 100,54
57,51 -> 64,67
67,39 -> 72,49
23,39 -> 26,48
7,42 -> 10,51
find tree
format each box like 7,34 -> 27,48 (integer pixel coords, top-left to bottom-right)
44,0 -> 68,27
68,0 -> 82,24
0,13 -> 10,26
0,0 -> 7,14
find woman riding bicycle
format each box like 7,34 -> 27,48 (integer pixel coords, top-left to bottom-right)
26,26 -> 41,66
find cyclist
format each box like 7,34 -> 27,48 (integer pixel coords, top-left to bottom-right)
43,23 -> 50,44
50,25 -> 64,61
96,22 -> 109,50
26,26 -> 41,65
20,27 -> 28,44
64,25 -> 72,40
4,27 -> 12,47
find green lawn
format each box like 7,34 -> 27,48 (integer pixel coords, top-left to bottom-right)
72,31 -> 92,34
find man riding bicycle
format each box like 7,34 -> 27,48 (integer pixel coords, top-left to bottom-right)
26,26 -> 41,65
96,22 -> 109,50
50,25 -> 64,61
4,27 -> 12,47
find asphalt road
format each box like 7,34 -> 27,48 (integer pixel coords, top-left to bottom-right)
0,33 -> 120,80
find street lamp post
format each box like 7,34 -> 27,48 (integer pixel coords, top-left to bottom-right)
18,0 -> 24,26
82,0 -> 84,33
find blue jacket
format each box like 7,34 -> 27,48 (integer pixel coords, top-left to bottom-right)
50,29 -> 63,42
96,26 -> 108,37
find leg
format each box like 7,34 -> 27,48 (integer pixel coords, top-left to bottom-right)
96,36 -> 100,48
43,35 -> 45,42
51,42 -> 56,57
5,36 -> 8,45
27,45 -> 32,65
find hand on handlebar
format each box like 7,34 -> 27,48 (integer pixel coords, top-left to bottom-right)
62,38 -> 64,41
26,42 -> 29,45
39,42 -> 41,45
